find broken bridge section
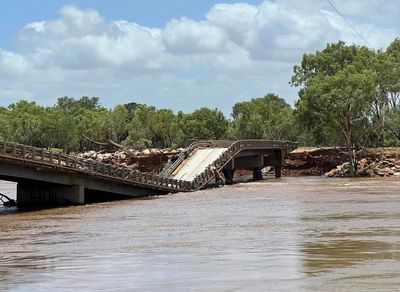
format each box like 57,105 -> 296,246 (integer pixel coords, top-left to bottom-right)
0,140 -> 296,206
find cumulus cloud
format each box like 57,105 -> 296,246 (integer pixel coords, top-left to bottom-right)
0,50 -> 29,77
0,1 -> 398,112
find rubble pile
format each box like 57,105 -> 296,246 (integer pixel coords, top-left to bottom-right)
77,148 -> 183,173
325,156 -> 400,177
283,147 -> 349,176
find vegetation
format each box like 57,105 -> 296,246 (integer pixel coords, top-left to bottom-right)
0,39 -> 399,176
292,39 -> 400,175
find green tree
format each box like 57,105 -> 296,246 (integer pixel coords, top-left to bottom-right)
381,39 -> 400,144
231,93 -> 295,141
40,108 -> 80,151
125,105 -> 157,148
109,105 -> 129,142
292,42 -> 377,175
155,109 -> 180,148
56,96 -> 102,115
8,101 -> 45,146
178,108 -> 229,143
75,109 -> 112,150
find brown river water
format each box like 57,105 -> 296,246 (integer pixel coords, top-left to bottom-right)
1,177 -> 400,291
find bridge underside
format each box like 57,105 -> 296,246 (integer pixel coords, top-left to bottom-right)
223,149 -> 284,181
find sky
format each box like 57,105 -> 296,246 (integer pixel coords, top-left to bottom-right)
0,0 -> 399,115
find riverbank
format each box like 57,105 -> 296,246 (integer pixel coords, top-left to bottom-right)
285,147 -> 400,177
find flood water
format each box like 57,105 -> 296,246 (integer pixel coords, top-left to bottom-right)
1,177 -> 400,291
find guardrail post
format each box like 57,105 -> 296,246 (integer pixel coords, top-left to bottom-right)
40,149 -> 44,163
49,152 -> 53,164
22,146 -> 26,160
58,153 -> 62,165
12,143 -> 16,157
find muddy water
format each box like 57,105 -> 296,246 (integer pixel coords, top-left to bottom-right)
1,177 -> 400,291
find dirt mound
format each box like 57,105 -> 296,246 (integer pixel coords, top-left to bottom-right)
283,148 -> 349,176
77,148 -> 183,173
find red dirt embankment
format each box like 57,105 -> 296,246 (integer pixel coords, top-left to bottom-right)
77,148 -> 182,173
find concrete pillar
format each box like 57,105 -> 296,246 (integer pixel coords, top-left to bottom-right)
253,167 -> 263,181
223,169 -> 235,185
275,166 -> 282,178
17,182 -> 85,206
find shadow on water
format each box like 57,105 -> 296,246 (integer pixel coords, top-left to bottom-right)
0,191 -> 159,216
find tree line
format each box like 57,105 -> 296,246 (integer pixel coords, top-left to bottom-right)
0,39 -> 399,168
0,93 -> 294,151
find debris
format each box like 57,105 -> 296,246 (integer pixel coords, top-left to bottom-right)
77,148 -> 183,173
324,149 -> 400,177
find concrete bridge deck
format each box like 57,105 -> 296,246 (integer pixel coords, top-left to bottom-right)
0,140 -> 296,206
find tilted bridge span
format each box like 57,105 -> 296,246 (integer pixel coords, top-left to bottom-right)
0,140 -> 296,206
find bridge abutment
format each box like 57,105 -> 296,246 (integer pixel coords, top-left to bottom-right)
17,182 -> 85,206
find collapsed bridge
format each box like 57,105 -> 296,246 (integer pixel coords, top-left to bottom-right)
0,140 -> 296,206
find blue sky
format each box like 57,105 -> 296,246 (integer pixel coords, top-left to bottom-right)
0,0 -> 399,114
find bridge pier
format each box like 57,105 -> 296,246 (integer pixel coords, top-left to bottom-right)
275,166 -> 282,178
17,182 -> 85,206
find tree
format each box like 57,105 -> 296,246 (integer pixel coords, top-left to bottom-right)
125,105 -> 157,148
154,109 -> 180,148
380,39 -> 400,144
40,108 -> 80,151
231,93 -> 295,141
109,105 -> 129,142
56,96 -> 102,115
178,108 -> 229,143
7,101 -> 45,146
75,109 -> 112,150
292,42 -> 377,175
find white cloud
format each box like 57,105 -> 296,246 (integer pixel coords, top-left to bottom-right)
0,1 -> 399,112
0,50 -> 29,77
163,17 -> 230,54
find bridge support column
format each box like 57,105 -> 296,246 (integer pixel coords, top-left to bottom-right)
275,166 -> 282,178
223,169 -> 235,185
17,182 -> 85,206
253,167 -> 263,181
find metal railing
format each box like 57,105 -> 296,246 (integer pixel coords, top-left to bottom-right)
158,140 -> 215,178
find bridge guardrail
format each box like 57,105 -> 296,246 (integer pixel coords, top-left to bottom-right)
158,140 -> 215,178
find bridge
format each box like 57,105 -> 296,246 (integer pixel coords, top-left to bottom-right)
0,140 -> 296,206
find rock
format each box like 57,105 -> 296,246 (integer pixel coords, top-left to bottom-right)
141,149 -> 151,155
383,167 -> 394,175
359,158 -> 368,170
325,169 -> 336,177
